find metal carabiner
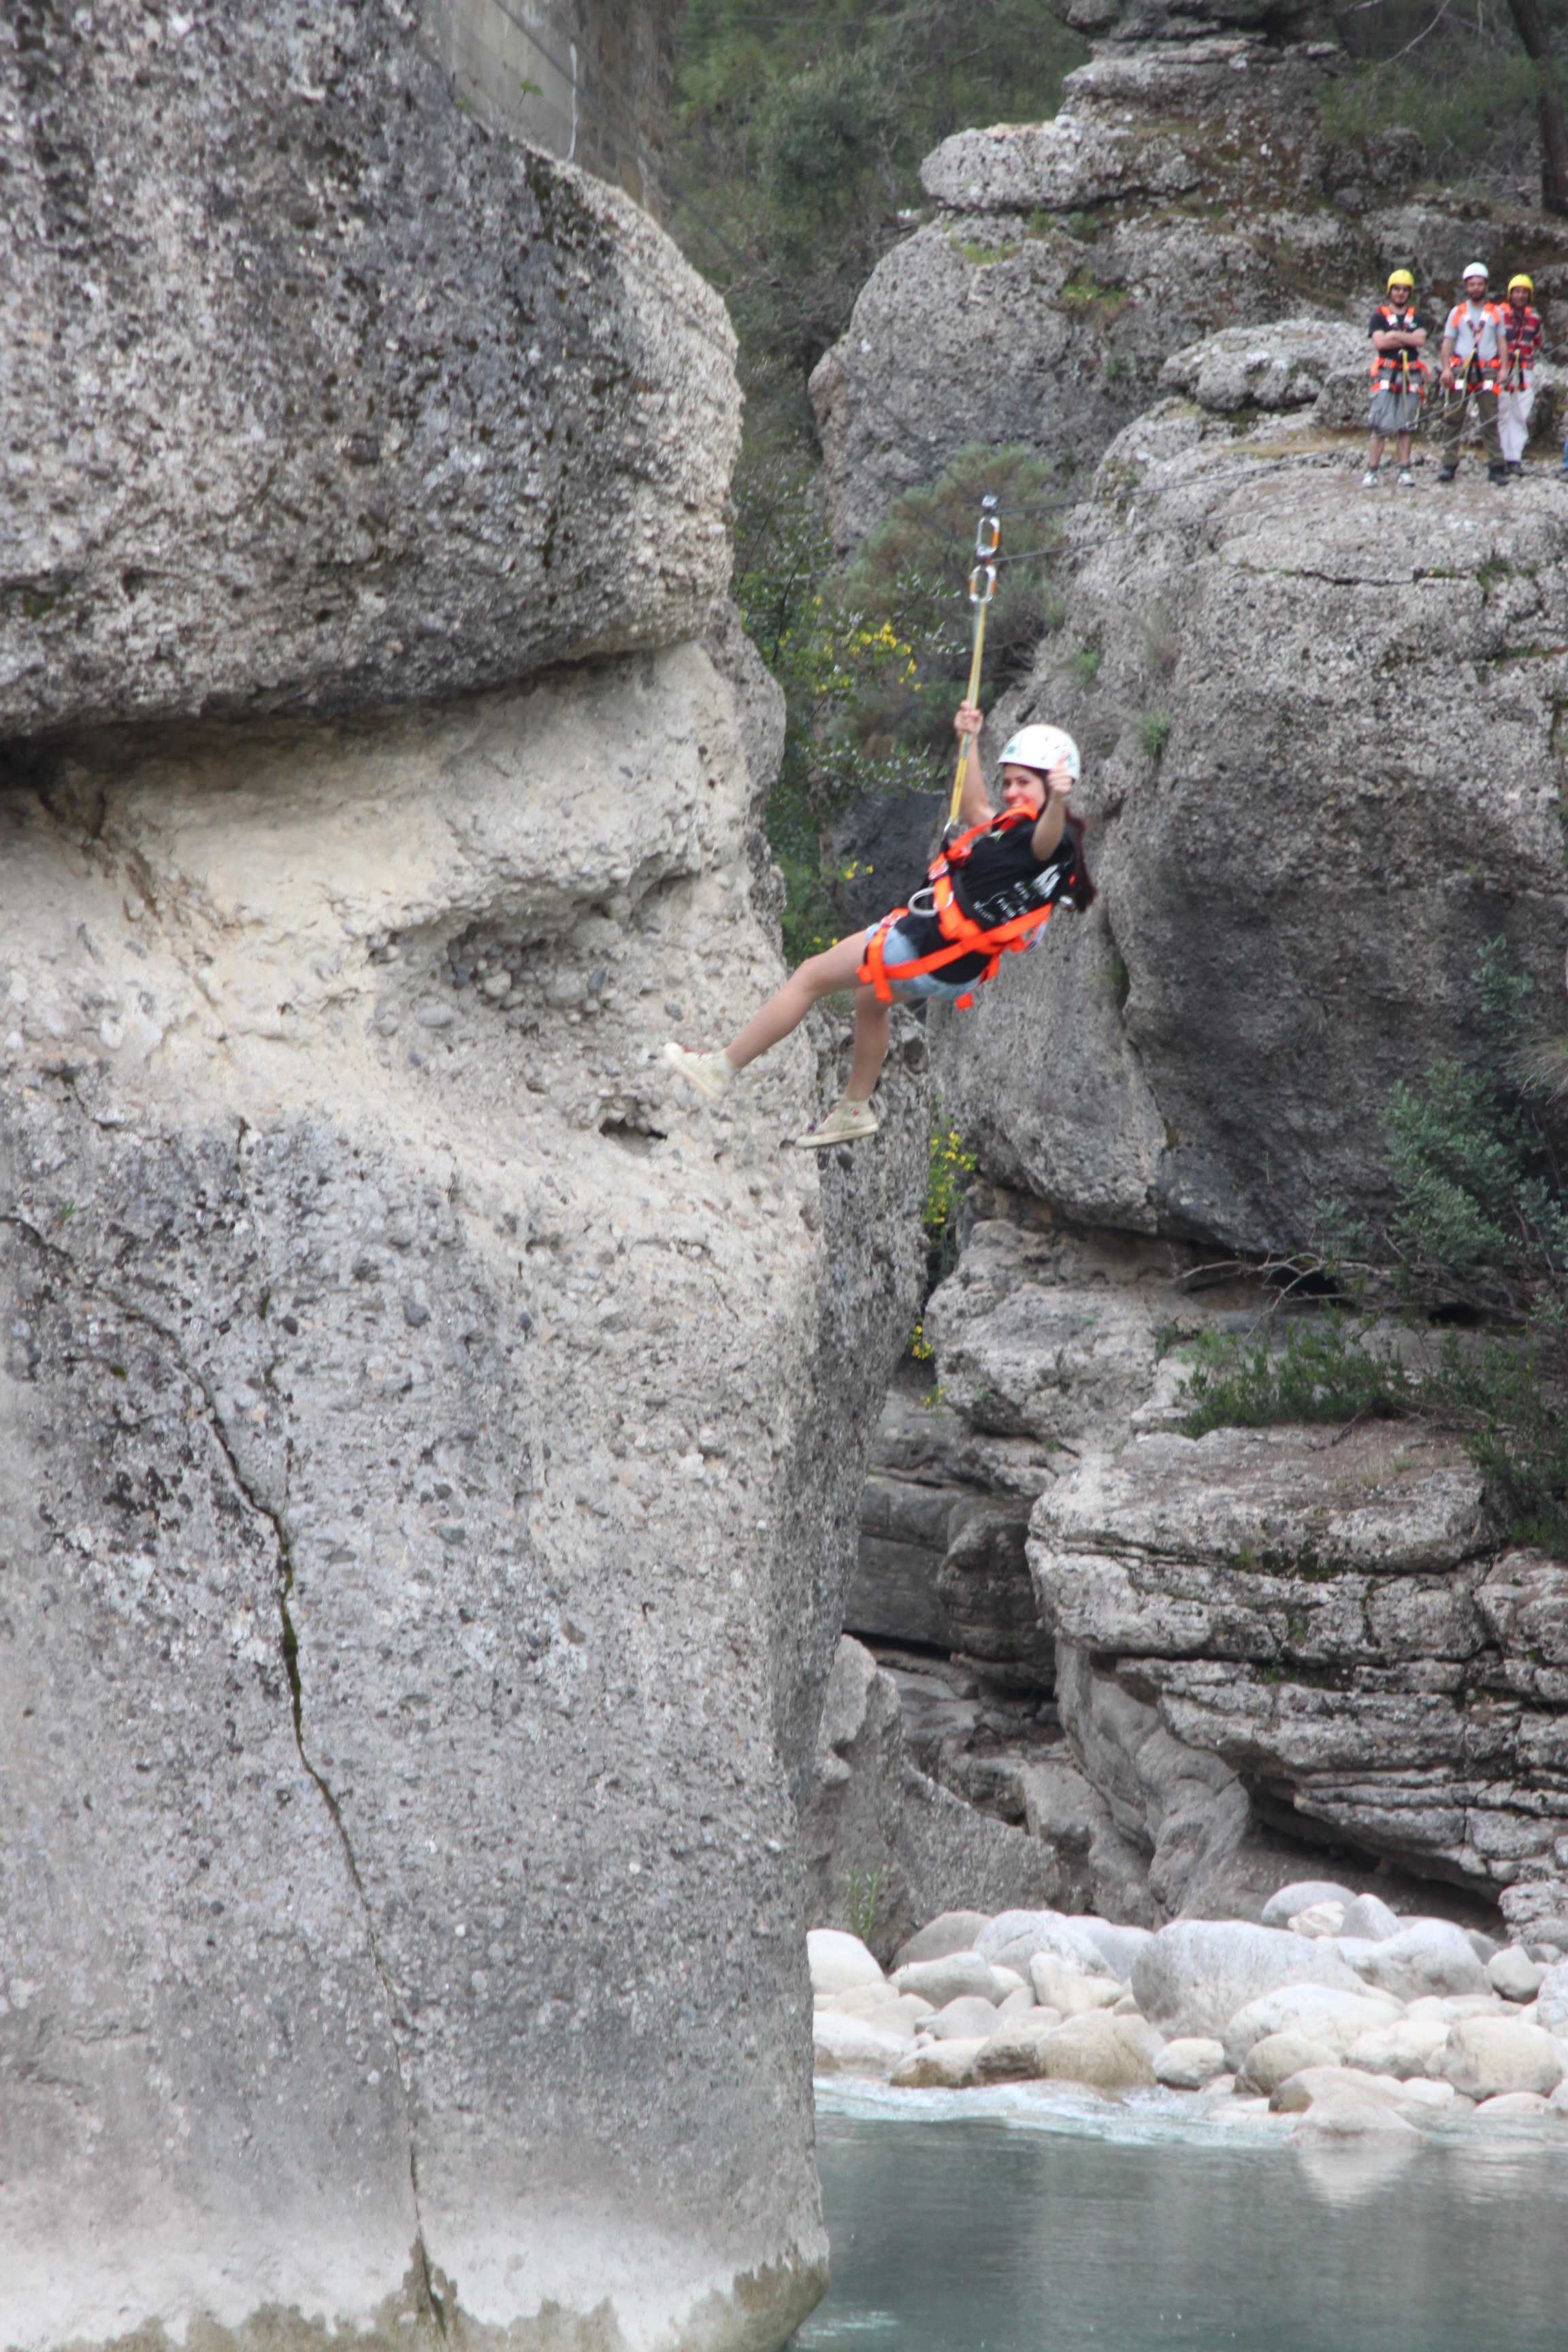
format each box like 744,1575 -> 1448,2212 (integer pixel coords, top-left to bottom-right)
968,561 -> 996,606
975,502 -> 1001,560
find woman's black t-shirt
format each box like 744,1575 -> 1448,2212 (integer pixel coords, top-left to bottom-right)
892,817 -> 1079,985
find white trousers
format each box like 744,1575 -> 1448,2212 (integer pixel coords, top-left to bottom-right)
1498,385 -> 1535,463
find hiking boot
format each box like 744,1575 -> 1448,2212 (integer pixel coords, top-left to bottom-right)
1506,459 -> 1523,476
1488,463 -> 1510,484
1360,469 -> 1381,488
1437,466 -> 1457,482
1396,469 -> 1416,487
794,1096 -> 879,1150
663,1041 -> 737,1103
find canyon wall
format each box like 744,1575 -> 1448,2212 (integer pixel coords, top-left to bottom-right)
0,6 -> 926,2347
813,3 -> 1568,1949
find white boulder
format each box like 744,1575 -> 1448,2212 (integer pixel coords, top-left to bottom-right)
1474,2091 -> 1552,2118
894,1951 -> 1009,2008
1154,2037 -> 1228,2089
891,1911 -> 992,1970
858,1995 -> 937,2036
997,1985 -> 1037,2019
890,2037 -> 990,2088
1028,1954 -> 1124,2016
1033,2010 -> 1158,2091
1288,1901 -> 1347,1940
1071,1918 -> 1154,1982
976,1910 -> 1115,1978
1347,1918 -> 1490,2002
1241,2035 -> 1342,2096
965,2012 -> 1066,2084
1337,1893 -> 1403,1942
1489,1946 -> 1548,2004
1132,1921 -> 1363,2040
808,1929 -> 884,1998
812,2011 -> 909,2078
1535,1958 -> 1568,2036
1222,1985 -> 1403,2072
1260,1881 -> 1357,1928
925,1995 -> 1002,2042
1443,2015 -> 1565,2100
1343,2016 -> 1451,2081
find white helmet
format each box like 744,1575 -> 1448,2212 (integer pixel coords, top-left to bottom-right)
999,723 -> 1080,783
1462,261 -> 1489,282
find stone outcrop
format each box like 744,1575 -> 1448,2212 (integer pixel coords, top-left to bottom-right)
811,0 -> 1568,549
837,1192 -> 1568,1942
928,389 -> 1568,1254
2,1 -> 734,740
0,10 -> 929,2349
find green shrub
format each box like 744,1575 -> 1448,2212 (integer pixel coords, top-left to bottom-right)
1139,710 -> 1171,758
1177,938 -> 1568,1548
924,1095 -> 978,1288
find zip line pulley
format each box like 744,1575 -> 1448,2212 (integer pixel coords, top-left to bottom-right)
949,495 -> 1000,824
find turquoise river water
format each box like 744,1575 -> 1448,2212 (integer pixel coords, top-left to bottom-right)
794,2082 -> 1568,2351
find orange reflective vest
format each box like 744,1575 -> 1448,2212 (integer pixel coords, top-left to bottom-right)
858,808 -> 1069,1011
1369,306 -> 1429,393
1443,300 -> 1506,389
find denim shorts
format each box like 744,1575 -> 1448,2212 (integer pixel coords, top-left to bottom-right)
869,917 -> 976,1004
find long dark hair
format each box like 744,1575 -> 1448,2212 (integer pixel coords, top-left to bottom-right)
1061,813 -> 1097,912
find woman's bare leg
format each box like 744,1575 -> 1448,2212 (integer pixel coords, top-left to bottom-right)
846,983 -> 892,1102
723,932 -> 868,1070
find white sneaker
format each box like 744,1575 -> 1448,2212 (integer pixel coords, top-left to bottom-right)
663,1041 -> 736,1103
794,1096 -> 879,1149
1361,470 -> 1381,488
1396,469 -> 1415,487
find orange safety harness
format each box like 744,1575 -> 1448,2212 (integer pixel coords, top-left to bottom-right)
1446,299 -> 1506,391
1369,306 -> 1429,396
858,808 -> 1068,1011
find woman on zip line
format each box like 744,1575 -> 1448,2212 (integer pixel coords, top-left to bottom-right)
664,697 -> 1096,1149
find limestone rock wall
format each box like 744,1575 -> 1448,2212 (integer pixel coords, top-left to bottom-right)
928,391 -> 1568,1254
0,8 -> 931,2347
838,1195 -> 1568,1942
1,644 -> 926,2349
1,0 -> 735,740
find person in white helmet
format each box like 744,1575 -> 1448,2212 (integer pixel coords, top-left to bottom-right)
1438,263 -> 1509,484
664,697 -> 1093,1148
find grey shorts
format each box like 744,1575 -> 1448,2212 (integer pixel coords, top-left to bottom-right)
1370,387 -> 1422,434
870,917 -> 981,1004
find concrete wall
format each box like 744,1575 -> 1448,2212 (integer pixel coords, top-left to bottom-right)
429,0 -> 679,212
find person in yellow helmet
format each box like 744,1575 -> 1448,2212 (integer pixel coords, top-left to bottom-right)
1499,274 -> 1542,476
1365,270 -> 1431,488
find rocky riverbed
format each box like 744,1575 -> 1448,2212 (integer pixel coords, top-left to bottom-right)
811,1899 -> 1568,2141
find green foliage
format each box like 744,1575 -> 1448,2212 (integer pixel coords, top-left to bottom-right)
669,0 -> 1088,420
733,443 -> 1072,954
924,1094 -> 978,1287
1070,644 -> 1102,684
1138,710 -> 1171,759
846,1865 -> 886,1944
1321,0 -> 1546,182
1180,1311 -> 1410,1437
757,52 -> 902,227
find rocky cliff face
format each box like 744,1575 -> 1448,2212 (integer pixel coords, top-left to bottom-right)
2,0 -> 730,738
0,8 -> 927,2348
796,0 -> 1568,2022
932,382 -> 1568,1252
811,0 -> 1568,549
